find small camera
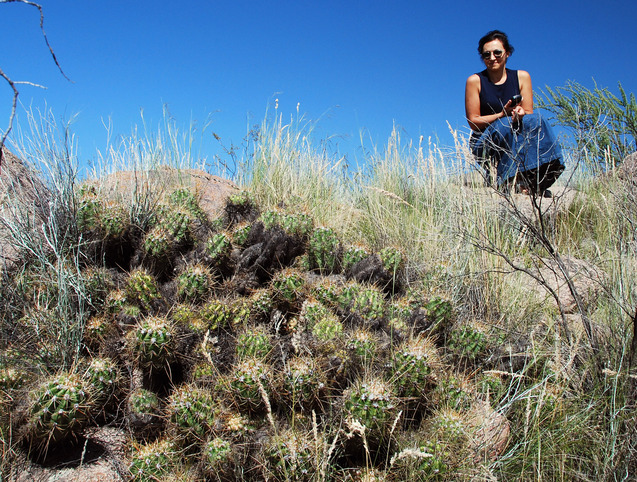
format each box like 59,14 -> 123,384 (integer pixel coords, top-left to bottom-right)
510,94 -> 523,106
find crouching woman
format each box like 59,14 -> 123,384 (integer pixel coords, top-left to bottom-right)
465,30 -> 564,197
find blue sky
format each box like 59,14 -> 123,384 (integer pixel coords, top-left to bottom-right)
1,0 -> 636,175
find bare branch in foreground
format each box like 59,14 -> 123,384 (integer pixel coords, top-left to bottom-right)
0,0 -> 71,172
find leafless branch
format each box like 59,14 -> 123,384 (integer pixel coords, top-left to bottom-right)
0,0 -> 71,172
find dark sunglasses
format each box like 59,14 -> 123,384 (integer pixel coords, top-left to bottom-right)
481,49 -> 505,60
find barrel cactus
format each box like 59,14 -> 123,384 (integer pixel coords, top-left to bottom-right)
447,321 -> 489,361
84,357 -> 120,405
299,298 -> 332,331
350,285 -> 386,326
206,231 -> 233,267
76,185 -> 101,233
169,188 -> 206,221
224,189 -> 256,223
200,299 -> 233,331
129,438 -> 179,482
311,311 -> 344,345
342,243 -> 371,271
248,289 -> 274,322
0,366 -> 26,391
100,200 -> 129,238
271,268 -> 306,307
424,296 -> 454,333
281,356 -> 326,410
83,314 -> 117,350
279,211 -> 314,238
235,326 -> 273,361
128,388 -> 161,420
166,384 -> 216,438
202,436 -> 234,479
232,222 -> 252,247
259,208 -> 283,230
347,328 -> 380,367
130,316 -> 176,368
308,226 -> 341,273
434,374 -> 475,412
226,357 -> 275,412
343,378 -> 398,440
143,225 -> 176,258
258,428 -> 319,480
391,336 -> 439,399
389,439 -> 449,480
176,264 -> 214,302
125,269 -> 161,311
27,372 -> 95,447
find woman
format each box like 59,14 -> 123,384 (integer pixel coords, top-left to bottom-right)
465,30 -> 564,196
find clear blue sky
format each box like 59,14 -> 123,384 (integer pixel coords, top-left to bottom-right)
2,0 -> 636,175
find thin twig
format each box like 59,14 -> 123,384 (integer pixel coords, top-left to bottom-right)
0,0 -> 71,172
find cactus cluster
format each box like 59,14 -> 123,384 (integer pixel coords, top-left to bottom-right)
2,188 -> 521,480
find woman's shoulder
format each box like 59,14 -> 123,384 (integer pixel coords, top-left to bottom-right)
466,72 -> 482,86
514,69 -> 532,81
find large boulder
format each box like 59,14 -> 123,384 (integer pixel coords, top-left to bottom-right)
92,166 -> 239,220
0,148 -> 49,269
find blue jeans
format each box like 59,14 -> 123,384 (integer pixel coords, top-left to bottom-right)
470,113 -> 564,191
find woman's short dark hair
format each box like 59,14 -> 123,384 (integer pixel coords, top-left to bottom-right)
478,30 -> 514,56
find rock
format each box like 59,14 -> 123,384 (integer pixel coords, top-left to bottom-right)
95,166 -> 239,220
0,148 -> 49,270
616,151 -> 637,183
512,255 -> 605,314
468,401 -> 510,463
12,427 -> 128,482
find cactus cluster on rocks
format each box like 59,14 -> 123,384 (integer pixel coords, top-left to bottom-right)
1,183 -> 520,480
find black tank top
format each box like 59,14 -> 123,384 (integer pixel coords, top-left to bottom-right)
478,68 -> 520,116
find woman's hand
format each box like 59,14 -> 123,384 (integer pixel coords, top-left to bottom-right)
502,100 -> 526,123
